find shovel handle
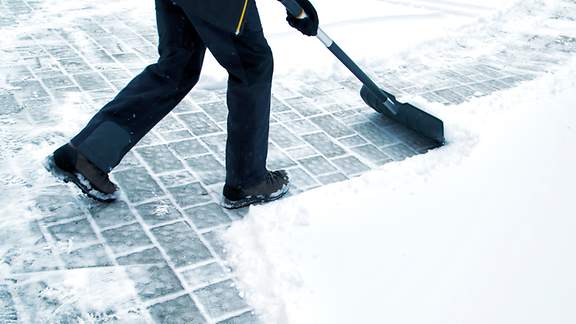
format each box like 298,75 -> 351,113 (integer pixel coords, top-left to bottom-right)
280,0 -> 308,19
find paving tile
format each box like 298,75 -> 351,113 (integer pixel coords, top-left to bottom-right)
298,156 -> 337,176
136,199 -> 184,227
178,112 -> 222,136
202,230 -> 227,259
158,170 -> 197,188
47,219 -> 98,245
199,101 -> 228,123
61,244 -> 112,269
125,263 -> 184,300
0,285 -> 18,323
155,114 -> 186,133
332,156 -> 370,176
317,173 -> 349,185
352,122 -> 398,147
169,139 -> 209,158
283,118 -> 320,135
113,167 -> 165,203
269,124 -> 303,148
88,201 -> 136,229
72,72 -> 110,91
267,144 -> 298,170
194,280 -> 249,319
200,133 -> 228,156
148,295 -> 207,324
286,146 -> 318,160
102,223 -> 152,254
381,143 -> 418,161
284,97 -> 323,117
181,263 -> 229,289
310,114 -> 354,138
302,133 -> 347,158
185,203 -> 231,230
352,144 -> 392,165
286,167 -> 319,189
116,247 -> 165,265
136,144 -> 184,174
151,222 -> 212,267
186,155 -> 225,185
168,182 -> 212,208
161,129 -> 195,142
338,135 -> 368,147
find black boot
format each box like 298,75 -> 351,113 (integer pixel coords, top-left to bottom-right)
43,144 -> 119,202
222,170 -> 290,209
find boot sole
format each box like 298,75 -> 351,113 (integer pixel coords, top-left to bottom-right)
43,155 -> 118,203
221,184 -> 290,209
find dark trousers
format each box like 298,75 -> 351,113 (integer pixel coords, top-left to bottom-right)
71,0 -> 273,188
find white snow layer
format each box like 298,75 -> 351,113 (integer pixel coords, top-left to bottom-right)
222,1 -> 576,324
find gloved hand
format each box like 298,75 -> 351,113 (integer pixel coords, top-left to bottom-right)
286,0 -> 319,36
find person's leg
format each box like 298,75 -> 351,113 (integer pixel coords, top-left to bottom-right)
69,0 -> 206,173
178,2 -> 274,188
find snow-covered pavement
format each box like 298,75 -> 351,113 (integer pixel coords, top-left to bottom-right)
1,0 -> 575,323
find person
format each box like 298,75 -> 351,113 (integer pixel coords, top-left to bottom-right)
44,0 -> 319,209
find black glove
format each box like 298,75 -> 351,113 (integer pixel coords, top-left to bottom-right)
286,0 -> 319,36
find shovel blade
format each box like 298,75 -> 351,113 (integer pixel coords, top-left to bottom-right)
360,85 -> 445,145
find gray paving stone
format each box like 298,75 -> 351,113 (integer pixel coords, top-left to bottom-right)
185,203 -> 231,230
178,112 -> 222,136
298,156 -> 337,176
135,131 -> 162,147
125,263 -> 184,301
0,93 -> 22,115
115,151 -> 141,170
200,133 -> 228,156
284,97 -> 323,117
47,219 -> 98,245
168,182 -> 212,208
148,295 -> 207,324
302,132 -> 346,158
202,230 -> 227,259
116,247 -> 164,265
158,170 -> 197,188
181,263 -> 229,289
186,155 -> 225,185
352,144 -> 392,165
286,145 -> 318,160
136,144 -> 184,174
194,280 -> 249,319
161,129 -> 195,142
352,122 -> 398,147
114,167 -> 165,203
381,143 -> 418,161
332,156 -> 370,176
151,222 -> 212,268
199,101 -> 228,123
61,244 -> 112,269
338,135 -> 368,147
317,173 -> 349,185
169,139 -> 209,159
0,285 -> 18,323
283,118 -> 319,135
310,114 -> 354,138
271,96 -> 291,113
218,311 -> 260,324
72,72 -> 110,91
269,124 -> 304,148
286,167 -> 319,189
273,110 -> 301,121
88,201 -> 136,230
155,115 -> 186,133
267,144 -> 298,170
102,223 -> 152,254
136,199 -> 184,226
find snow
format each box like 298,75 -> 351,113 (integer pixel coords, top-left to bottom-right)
222,1 -> 576,323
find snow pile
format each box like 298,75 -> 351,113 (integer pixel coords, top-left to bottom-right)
222,0 -> 576,323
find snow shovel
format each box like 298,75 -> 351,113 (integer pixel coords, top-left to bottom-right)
280,0 -> 445,144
